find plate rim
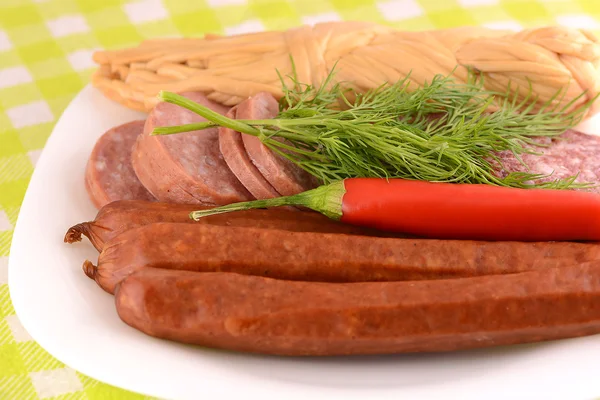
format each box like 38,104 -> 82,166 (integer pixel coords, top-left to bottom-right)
8,84 -> 600,400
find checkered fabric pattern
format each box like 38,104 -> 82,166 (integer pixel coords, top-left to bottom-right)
2,0 -> 600,398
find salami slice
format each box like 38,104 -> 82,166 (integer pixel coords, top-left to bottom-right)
131,92 -> 253,205
241,92 -> 319,196
218,101 -> 281,199
85,120 -> 155,209
497,130 -> 600,191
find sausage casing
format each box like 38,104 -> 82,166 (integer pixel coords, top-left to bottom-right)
65,199 -> 390,251
115,264 -> 600,356
89,221 -> 600,294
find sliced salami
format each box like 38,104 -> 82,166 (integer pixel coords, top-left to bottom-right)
241,92 -> 319,196
497,130 -> 600,191
131,92 -> 253,205
85,120 -> 155,209
218,102 -> 281,199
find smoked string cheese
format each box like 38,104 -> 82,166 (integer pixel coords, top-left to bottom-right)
92,22 -> 600,114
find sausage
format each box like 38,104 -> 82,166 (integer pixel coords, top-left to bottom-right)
131,92 -> 253,205
241,92 -> 319,195
86,221 -> 600,294
65,200 -> 390,252
115,264 -> 600,356
219,103 -> 280,199
85,120 -> 155,209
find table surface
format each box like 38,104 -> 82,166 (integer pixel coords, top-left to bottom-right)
2,0 -> 600,398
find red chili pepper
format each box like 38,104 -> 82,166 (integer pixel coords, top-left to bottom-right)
190,178 -> 600,242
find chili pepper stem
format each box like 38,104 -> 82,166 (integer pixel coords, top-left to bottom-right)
190,180 -> 346,221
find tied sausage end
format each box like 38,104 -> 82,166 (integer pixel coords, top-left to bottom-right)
64,221 -> 107,251
64,223 -> 90,243
83,260 -> 98,280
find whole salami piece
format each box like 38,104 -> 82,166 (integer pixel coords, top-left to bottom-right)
85,120 -> 155,209
131,92 -> 253,205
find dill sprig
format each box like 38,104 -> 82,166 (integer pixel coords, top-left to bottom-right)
153,70 -> 593,189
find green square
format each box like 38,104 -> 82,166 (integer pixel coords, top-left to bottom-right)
75,0 -> 123,13
77,69 -> 94,83
0,131 -> 25,157
17,341 -> 65,372
468,6 -> 512,25
328,0 -> 383,23
45,392 -> 87,400
502,1 -> 549,21
163,0 -> 207,16
391,16 -> 436,31
36,73 -> 84,100
28,58 -> 74,80
18,123 -> 52,151
172,10 -> 224,36
17,40 -> 64,64
37,0 -> 82,19
0,286 -> 14,316
0,179 -> 30,215
79,371 -> 151,398
0,226 -> 15,256
0,112 -> 12,134
0,51 -> 23,69
0,5 -> 43,28
581,1 -> 600,17
0,317 -> 13,345
85,8 -> 131,31
418,0 -> 460,13
0,0 -> 31,7
289,0 -> 334,15
0,373 -> 38,399
0,83 -> 43,112
76,372 -> 99,389
542,1 -> 583,17
6,23 -> 52,47
262,17 -> 304,31
85,384 -> 152,400
214,7 -> 255,31
251,1 -> 301,28
46,95 -> 79,118
95,26 -> 144,49
135,20 -> 179,39
55,34 -> 100,54
2,205 -> 20,227
0,343 -> 26,377
427,9 -> 478,28
17,122 -> 54,150
0,155 -> 33,183
329,0 -> 374,10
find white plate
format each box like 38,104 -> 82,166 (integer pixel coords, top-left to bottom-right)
8,85 -> 600,400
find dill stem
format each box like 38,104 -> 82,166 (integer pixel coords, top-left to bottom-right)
154,70 -> 594,190
151,119 -> 319,136
158,91 -> 260,136
152,122 -> 217,135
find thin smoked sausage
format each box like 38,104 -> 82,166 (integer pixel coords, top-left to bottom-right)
115,264 -> 600,356
65,200 -> 392,252
87,221 -> 600,293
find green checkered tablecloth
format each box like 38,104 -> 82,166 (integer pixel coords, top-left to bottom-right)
2,0 -> 600,398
